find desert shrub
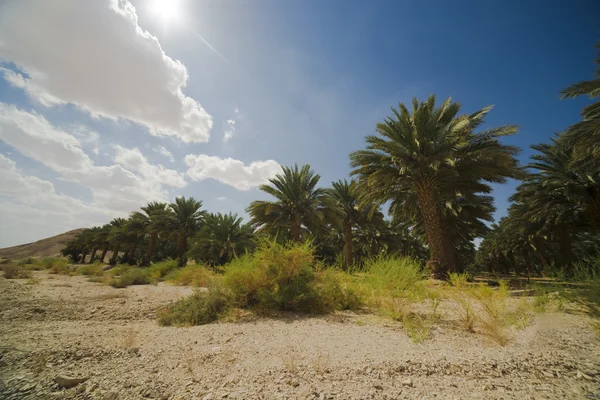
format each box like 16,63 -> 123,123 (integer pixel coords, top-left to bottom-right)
362,255 -> 427,297
44,257 -> 73,274
403,313 -> 431,343
448,273 -> 476,331
17,257 -> 35,266
313,269 -> 363,311
533,285 -> 550,312
223,241 -> 359,313
571,258 -> 600,282
0,259 -> 11,265
146,260 -> 179,282
165,265 -> 214,286
157,284 -> 232,326
78,262 -> 104,277
2,264 -> 32,279
110,268 -> 150,288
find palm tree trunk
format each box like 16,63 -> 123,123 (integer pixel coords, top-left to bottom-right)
177,233 -> 187,267
81,250 -> 89,264
89,248 -> 98,263
291,218 -> 301,242
416,186 -> 456,278
128,244 -> 137,265
143,231 -> 158,266
557,231 -> 574,266
343,220 -> 352,271
533,237 -> 549,270
100,245 -> 109,263
109,244 -> 120,265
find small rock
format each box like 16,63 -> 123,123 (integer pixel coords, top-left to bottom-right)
542,371 -> 554,378
128,347 -> 140,355
54,375 -> 89,389
401,378 -> 413,387
373,384 -> 383,391
202,393 -> 213,400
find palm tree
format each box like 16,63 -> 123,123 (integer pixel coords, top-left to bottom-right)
188,212 -> 255,266
96,224 -> 111,263
168,197 -> 204,267
248,164 -> 329,242
326,179 -> 362,269
139,202 -> 170,266
108,218 -> 127,265
86,226 -> 102,263
122,213 -> 147,265
350,95 -> 522,277
560,41 -> 600,159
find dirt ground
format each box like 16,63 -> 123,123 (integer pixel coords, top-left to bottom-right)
1,271 -> 599,400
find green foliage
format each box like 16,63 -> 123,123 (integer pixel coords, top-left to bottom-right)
223,241 -> 323,312
157,284 -> 232,326
17,257 -> 35,266
146,259 -> 179,282
165,265 -> 214,286
78,262 -> 104,277
110,267 -> 151,288
188,212 -> 255,266
361,255 -> 427,297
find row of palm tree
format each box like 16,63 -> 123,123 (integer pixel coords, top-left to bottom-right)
64,41 -> 599,278
477,42 -> 600,274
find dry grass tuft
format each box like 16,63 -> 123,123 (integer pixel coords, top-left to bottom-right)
281,345 -> 300,374
312,349 -> 332,375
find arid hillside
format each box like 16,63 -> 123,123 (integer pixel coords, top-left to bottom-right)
0,229 -> 84,260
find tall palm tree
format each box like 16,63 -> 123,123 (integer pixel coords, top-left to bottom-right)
86,226 -> 102,263
96,224 -> 111,263
122,213 -> 147,265
326,179 -> 362,269
139,202 -> 170,266
560,41 -> 600,159
248,164 -> 329,242
188,212 -> 255,266
108,218 -> 127,265
350,95 -> 522,277
168,197 -> 204,267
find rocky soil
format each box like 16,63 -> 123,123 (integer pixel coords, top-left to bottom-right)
1,271 -> 599,399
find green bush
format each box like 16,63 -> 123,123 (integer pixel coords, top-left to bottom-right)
165,265 -> 213,286
110,268 -> 150,288
47,258 -> 73,275
146,260 -> 179,282
223,241 -> 344,312
17,257 -> 35,266
2,264 -> 32,279
157,284 -> 231,326
0,259 -> 11,265
360,255 -> 427,301
78,262 -> 104,277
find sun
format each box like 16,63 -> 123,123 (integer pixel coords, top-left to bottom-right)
151,0 -> 180,25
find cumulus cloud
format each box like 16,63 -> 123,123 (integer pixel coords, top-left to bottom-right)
113,145 -> 186,188
0,103 -> 169,212
153,145 -> 175,163
185,154 -> 280,190
0,154 -> 118,246
0,0 -> 213,142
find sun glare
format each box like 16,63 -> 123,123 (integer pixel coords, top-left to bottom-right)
151,0 -> 180,25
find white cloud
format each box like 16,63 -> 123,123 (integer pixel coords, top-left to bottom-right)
216,196 -> 228,201
153,145 -> 175,163
113,145 -> 186,188
185,154 -> 280,190
0,103 -> 169,213
0,0 -> 213,143
0,154 -> 119,246
224,119 -> 236,142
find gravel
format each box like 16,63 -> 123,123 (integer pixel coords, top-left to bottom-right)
1,271 -> 599,399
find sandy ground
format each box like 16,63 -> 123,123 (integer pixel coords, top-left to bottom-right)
1,271 -> 599,400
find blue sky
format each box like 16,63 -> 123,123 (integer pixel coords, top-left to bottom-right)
0,0 -> 597,247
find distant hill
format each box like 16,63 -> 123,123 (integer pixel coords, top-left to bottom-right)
0,229 -> 85,260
